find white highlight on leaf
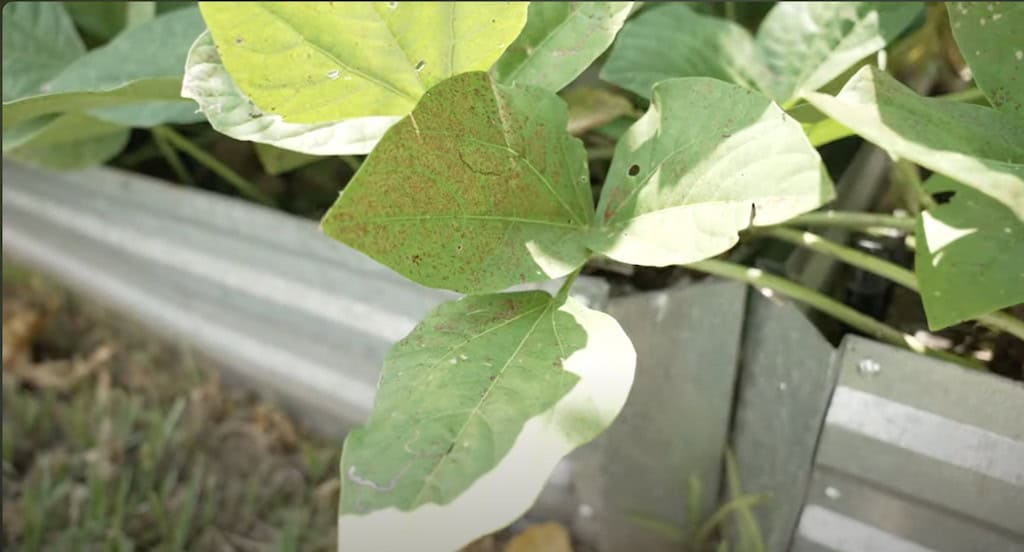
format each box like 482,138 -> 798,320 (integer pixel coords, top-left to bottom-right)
181,31 -> 399,156
920,210 -> 978,253
337,297 -> 636,552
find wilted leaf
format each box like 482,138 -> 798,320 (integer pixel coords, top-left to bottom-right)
2,2 -> 85,102
199,2 -> 527,123
589,78 -> 834,267
806,66 -> 1024,218
2,8 -> 206,128
915,175 -> 1024,330
338,291 -> 635,552
321,72 -> 593,294
493,2 -> 633,92
947,2 -> 1024,117
181,31 -> 399,156
755,2 -> 921,103
600,4 -> 768,99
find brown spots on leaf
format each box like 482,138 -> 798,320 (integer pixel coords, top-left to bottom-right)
411,254 -> 422,265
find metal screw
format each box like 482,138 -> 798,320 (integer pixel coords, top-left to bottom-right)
857,358 -> 881,376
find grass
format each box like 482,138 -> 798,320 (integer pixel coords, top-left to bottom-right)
2,269 -> 341,551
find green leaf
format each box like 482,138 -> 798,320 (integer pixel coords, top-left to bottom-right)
786,102 -> 854,147
755,2 -> 921,103
589,78 -> 834,267
2,8 -> 206,128
2,2 -> 85,102
915,175 -> 1024,330
253,143 -> 321,175
600,2 -> 920,105
600,4 -> 768,99
563,86 -> 636,136
198,2 -> 528,123
64,1 -> 127,43
4,113 -> 129,170
321,72 -> 594,294
181,31 -> 399,156
87,101 -> 205,127
492,2 -> 634,92
947,2 -> 1024,117
339,291 -> 635,552
805,66 -> 1024,219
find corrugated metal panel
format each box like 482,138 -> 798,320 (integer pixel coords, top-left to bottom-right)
0,160 -> 611,515
792,336 -> 1024,551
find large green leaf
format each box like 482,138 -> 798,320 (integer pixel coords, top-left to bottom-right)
198,2 -> 528,124
181,31 -> 399,156
915,175 -> 1024,330
599,4 -> 768,99
755,2 -> 921,103
947,2 -> 1024,117
321,72 -> 593,294
2,3 -> 85,102
4,113 -> 129,170
492,2 -> 633,92
806,66 -> 1024,219
599,2 -> 920,105
339,291 -> 635,552
2,8 -> 206,128
589,78 -> 834,267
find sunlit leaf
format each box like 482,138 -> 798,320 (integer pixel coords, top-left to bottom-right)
339,291 -> 635,552
198,2 -> 527,123
493,2 -> 633,92
806,66 -> 1024,219
181,31 -> 399,156
321,72 -> 593,294
589,78 -> 834,267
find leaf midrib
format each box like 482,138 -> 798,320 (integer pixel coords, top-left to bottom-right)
409,300 -> 554,507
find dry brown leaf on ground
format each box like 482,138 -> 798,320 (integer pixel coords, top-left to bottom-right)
1,303 -> 46,368
504,522 -> 574,552
12,344 -> 116,392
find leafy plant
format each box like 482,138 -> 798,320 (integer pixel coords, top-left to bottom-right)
4,1 -> 1023,550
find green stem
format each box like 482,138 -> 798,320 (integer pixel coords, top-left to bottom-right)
723,1 -> 737,22
586,146 -> 616,162
152,127 -> 275,206
685,259 -> 981,369
892,160 -> 936,213
781,211 -> 917,232
556,266 -> 584,302
936,87 -> 987,104
339,155 -> 362,174
152,127 -> 193,186
762,227 -> 1024,342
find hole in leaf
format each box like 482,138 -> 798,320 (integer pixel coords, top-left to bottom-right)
628,164 -> 640,176
933,191 -> 956,204
414,60 -> 426,72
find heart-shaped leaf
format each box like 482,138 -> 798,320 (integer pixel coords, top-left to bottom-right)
915,175 -> 1024,330
2,7 -> 206,128
806,66 -> 1024,219
181,31 -> 400,156
321,72 -> 594,294
2,3 -> 85,102
4,113 -> 129,170
589,78 -> 834,267
198,2 -> 528,123
947,2 -> 1024,117
600,4 -> 768,99
600,2 -> 920,105
492,2 -> 634,92
339,291 -> 635,552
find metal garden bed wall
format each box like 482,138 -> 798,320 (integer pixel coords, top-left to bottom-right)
3,161 -> 1022,551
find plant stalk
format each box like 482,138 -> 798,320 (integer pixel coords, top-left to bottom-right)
151,127 -> 193,186
685,259 -> 982,369
556,266 -> 584,302
761,227 -> 1024,342
152,127 -> 275,206
780,211 -> 916,232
